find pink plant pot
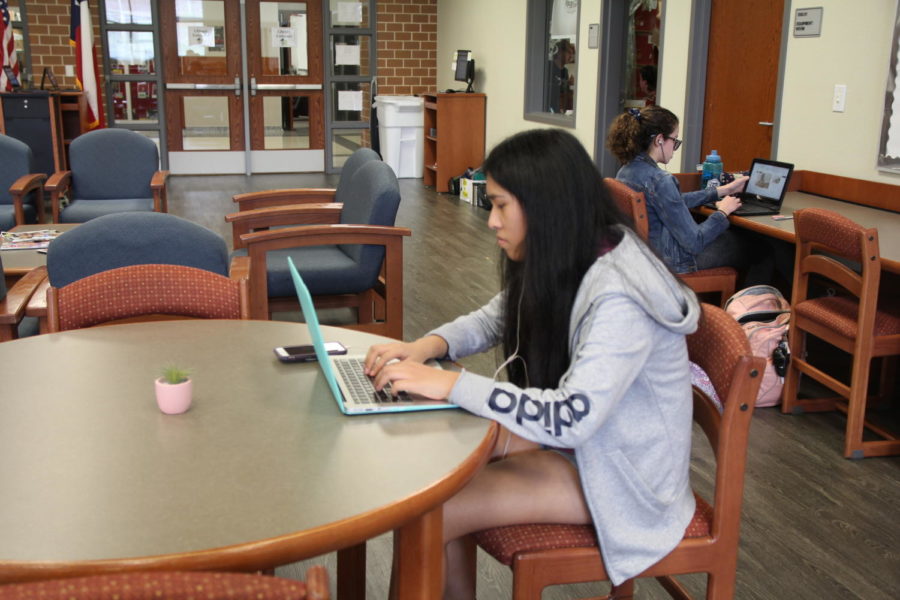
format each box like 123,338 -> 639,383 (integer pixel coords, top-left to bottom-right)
154,378 -> 193,415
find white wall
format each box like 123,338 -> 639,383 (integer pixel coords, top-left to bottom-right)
778,0 -> 898,184
437,0 -> 900,186
437,0 -> 601,156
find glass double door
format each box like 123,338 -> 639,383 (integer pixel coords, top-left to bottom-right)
160,0 -> 324,174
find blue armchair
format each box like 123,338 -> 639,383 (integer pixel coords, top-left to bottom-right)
0,133 -> 46,230
226,160 -> 410,339
231,147 -> 380,212
45,128 -> 169,223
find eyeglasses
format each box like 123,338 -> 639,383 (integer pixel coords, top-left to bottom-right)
665,136 -> 683,151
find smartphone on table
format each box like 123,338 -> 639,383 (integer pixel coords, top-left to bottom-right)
274,342 -> 348,363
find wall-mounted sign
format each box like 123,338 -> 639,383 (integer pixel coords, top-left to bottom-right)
271,27 -> 297,48
794,7 -> 823,37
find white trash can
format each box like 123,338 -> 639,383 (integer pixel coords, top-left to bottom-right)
374,95 -> 424,178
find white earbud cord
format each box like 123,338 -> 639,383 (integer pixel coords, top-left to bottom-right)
493,278 -> 529,388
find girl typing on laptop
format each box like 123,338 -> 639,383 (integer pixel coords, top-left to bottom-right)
364,129 -> 700,598
607,106 -> 774,286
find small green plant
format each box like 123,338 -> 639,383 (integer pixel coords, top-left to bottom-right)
159,365 -> 191,385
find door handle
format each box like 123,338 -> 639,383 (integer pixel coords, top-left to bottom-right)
255,83 -> 323,91
250,77 -> 257,96
235,76 -> 241,97
758,121 -> 774,126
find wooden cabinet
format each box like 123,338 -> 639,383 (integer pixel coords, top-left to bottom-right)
422,93 -> 486,193
0,91 -> 87,174
0,92 -> 65,175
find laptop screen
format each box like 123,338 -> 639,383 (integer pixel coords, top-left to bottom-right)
745,159 -> 793,202
287,256 -> 346,405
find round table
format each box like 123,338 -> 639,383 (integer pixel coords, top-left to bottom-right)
0,319 -> 498,598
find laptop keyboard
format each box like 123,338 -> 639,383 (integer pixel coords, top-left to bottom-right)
334,357 -> 408,404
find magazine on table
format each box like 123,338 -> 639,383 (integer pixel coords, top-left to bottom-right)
0,229 -> 62,251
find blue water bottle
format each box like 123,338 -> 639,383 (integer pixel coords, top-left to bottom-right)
701,150 -> 723,190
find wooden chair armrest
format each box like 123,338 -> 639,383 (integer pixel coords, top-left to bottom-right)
241,223 -> 412,248
8,173 -> 48,224
151,171 -> 170,213
229,255 -> 251,281
150,170 -> 170,189
233,188 -> 338,211
25,273 -> 50,319
46,171 -> 72,223
9,173 -> 47,196
225,203 -> 343,224
226,204 -> 343,249
0,267 -> 47,325
44,170 -> 71,193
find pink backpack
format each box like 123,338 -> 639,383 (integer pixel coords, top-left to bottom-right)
724,285 -> 791,407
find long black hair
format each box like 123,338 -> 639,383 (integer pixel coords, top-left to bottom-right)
482,129 -> 625,389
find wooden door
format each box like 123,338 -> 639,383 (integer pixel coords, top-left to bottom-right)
701,0 -> 784,169
159,0 -> 325,174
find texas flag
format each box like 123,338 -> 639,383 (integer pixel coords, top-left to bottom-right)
70,0 -> 104,129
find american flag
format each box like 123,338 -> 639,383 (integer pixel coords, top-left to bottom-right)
1,0 -> 20,92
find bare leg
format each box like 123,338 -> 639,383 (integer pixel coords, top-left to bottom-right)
443,448 -> 592,600
490,425 -> 541,460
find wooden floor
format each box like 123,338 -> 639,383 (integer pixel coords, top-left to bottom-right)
169,175 -> 900,599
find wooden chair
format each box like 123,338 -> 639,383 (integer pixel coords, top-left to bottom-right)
232,147 -> 380,211
46,264 -> 249,332
781,207 -> 900,459
0,568 -> 330,600
604,178 -> 737,307
227,160 -> 410,340
473,303 -> 764,599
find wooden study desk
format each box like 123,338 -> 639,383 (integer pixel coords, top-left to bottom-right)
0,320 -> 498,598
679,170 -> 900,274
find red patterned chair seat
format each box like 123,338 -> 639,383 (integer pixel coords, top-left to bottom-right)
795,296 -> 900,339
475,493 -> 713,566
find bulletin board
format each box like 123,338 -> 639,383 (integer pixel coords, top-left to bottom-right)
878,2 -> 900,173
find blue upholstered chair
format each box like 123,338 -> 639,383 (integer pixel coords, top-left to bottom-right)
46,211 -> 234,287
226,160 -> 410,339
0,133 -> 46,230
45,128 -> 169,223
25,212 -> 249,332
231,147 -> 381,211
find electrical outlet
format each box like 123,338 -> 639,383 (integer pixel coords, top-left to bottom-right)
832,84 -> 847,112
65,65 -> 75,77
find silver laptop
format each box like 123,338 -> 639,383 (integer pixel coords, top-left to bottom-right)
287,257 -> 457,415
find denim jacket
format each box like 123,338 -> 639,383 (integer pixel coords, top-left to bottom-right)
616,154 -> 728,273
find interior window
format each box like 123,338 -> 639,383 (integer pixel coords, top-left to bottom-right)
525,0 -> 580,126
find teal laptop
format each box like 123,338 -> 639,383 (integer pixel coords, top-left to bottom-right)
287,257 -> 457,415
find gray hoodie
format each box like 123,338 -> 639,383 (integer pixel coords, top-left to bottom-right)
430,227 -> 700,584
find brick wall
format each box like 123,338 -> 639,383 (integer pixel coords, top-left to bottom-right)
23,0 -> 105,101
20,0 -> 436,123
376,0 -> 437,96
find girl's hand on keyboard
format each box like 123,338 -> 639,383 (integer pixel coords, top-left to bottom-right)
364,335 -> 448,377
372,360 -> 460,400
